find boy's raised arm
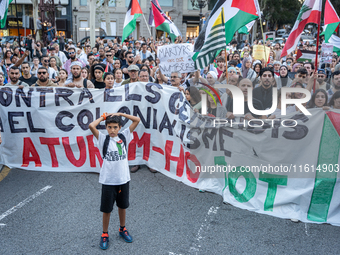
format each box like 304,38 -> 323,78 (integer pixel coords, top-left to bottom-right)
113,113 -> 140,133
89,114 -> 106,140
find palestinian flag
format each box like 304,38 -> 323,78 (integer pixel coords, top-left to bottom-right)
327,34 -> 340,56
307,112 -> 340,222
148,0 -> 160,27
281,0 -> 322,58
238,20 -> 256,34
322,0 -> 340,43
0,0 -> 13,28
122,0 -> 143,43
296,49 -> 316,62
151,1 -> 181,41
193,8 -> 226,69
264,31 -> 275,41
194,0 -> 260,53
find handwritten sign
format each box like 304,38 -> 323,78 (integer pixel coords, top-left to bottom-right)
252,45 -> 271,61
158,43 -> 195,75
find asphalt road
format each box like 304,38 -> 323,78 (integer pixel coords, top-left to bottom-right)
0,166 -> 340,255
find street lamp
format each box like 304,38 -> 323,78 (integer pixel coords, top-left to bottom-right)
190,0 -> 209,32
73,7 -> 78,43
56,0 -> 63,11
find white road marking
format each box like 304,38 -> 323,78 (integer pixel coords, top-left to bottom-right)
305,223 -> 309,236
189,206 -> 220,254
169,205 -> 220,255
0,185 -> 52,222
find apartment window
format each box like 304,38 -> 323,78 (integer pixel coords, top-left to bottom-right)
101,21 -> 117,35
80,20 -> 89,28
80,0 -> 87,6
158,0 -> 173,7
126,0 -> 140,7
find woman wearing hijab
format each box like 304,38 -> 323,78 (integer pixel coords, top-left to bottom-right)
190,70 -> 218,87
292,63 -> 302,72
276,65 -> 292,89
241,58 -> 257,82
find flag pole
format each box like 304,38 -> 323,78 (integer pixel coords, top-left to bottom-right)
222,7 -> 229,83
142,14 -> 152,37
15,0 -> 21,54
259,16 -> 267,67
313,11 -> 322,93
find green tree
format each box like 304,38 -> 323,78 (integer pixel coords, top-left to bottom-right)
260,0 -> 302,29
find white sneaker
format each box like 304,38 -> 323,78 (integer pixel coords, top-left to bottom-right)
290,218 -> 299,223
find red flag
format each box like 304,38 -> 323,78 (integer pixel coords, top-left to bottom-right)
281,0 -> 322,58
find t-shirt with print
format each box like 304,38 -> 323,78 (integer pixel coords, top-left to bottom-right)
95,128 -> 133,185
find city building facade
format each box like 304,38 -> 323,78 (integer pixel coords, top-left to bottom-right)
73,0 -> 219,42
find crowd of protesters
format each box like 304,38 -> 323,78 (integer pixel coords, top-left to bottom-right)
1,33 -> 340,119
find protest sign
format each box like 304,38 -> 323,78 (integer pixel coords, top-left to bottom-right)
0,85 -> 340,226
320,43 -> 334,66
252,45 -> 271,61
158,43 -> 195,75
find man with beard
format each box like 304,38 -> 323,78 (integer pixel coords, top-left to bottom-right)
19,62 -> 38,86
65,61 -> 94,88
31,67 -> 57,87
316,69 -> 330,91
98,47 -> 106,62
327,70 -> 340,102
122,52 -> 140,79
5,66 -> 29,87
252,67 -> 276,110
63,47 -> 86,77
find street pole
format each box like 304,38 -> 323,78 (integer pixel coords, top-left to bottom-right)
74,14 -> 77,43
14,0 -> 21,50
90,0 -> 96,48
73,7 -> 78,44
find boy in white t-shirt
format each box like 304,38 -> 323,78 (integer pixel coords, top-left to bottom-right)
89,112 -> 140,250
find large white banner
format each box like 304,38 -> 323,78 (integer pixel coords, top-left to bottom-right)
0,84 -> 340,226
158,43 -> 195,75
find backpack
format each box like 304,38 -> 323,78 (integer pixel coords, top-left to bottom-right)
102,133 -> 127,159
83,78 -> 88,88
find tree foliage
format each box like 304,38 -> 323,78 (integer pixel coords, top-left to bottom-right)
260,0 -> 303,29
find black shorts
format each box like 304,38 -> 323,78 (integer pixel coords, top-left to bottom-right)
100,182 -> 130,213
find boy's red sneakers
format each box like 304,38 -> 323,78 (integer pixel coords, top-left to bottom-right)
99,233 -> 109,250
119,227 -> 133,243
